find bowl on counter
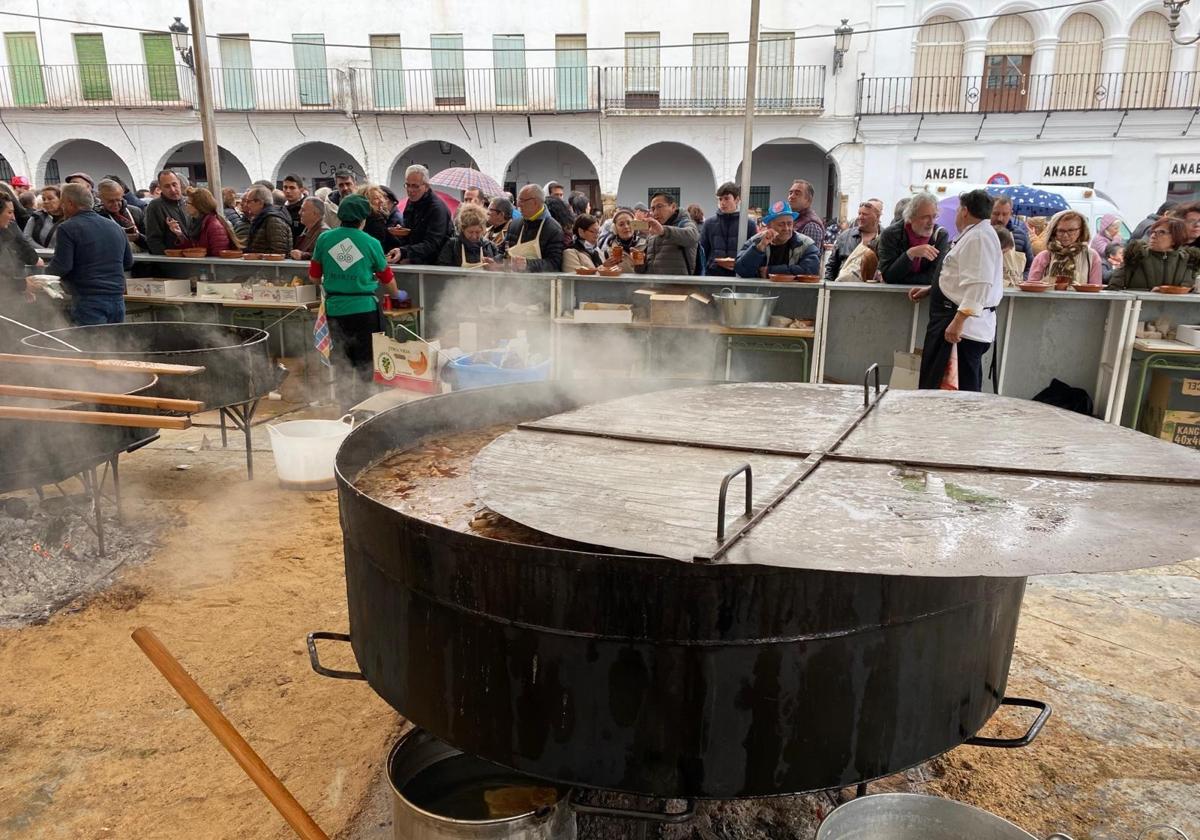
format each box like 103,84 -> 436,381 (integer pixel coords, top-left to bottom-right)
164,249 -> 184,257
242,253 -> 263,261
219,249 -> 243,259
768,274 -> 797,283
598,266 -> 622,277
574,266 -> 597,275
795,275 -> 822,284
1155,285 -> 1193,295
182,247 -> 208,258
1071,284 -> 1102,293
1018,281 -> 1051,293
263,254 -> 287,262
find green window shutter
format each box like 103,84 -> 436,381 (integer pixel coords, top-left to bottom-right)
292,34 -> 329,106
5,33 -> 46,106
369,34 -> 404,109
142,33 -> 180,101
431,34 -> 465,103
218,35 -> 255,110
555,35 -> 587,111
73,33 -> 111,101
493,35 -> 525,108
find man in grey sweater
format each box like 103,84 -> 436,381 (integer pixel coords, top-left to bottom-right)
642,192 -> 700,276
143,170 -> 195,254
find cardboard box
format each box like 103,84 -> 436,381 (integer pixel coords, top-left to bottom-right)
251,284 -> 318,304
890,350 -> 922,390
649,291 -> 712,325
196,281 -> 245,299
1176,324 -> 1200,348
1142,371 -> 1200,446
126,277 -> 191,298
373,332 -> 440,393
574,303 -> 634,324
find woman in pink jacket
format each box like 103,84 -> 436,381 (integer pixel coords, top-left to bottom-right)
1027,210 -> 1101,286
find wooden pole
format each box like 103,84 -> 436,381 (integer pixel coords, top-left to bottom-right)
189,0 -> 222,199
0,384 -> 204,413
0,353 -> 205,376
132,628 -> 329,840
737,0 -> 762,250
0,406 -> 192,430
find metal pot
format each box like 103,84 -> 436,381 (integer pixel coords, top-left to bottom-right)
713,289 -> 779,328
815,793 -> 1074,840
388,728 -> 576,840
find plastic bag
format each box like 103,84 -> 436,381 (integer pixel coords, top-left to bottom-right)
939,344 -> 959,391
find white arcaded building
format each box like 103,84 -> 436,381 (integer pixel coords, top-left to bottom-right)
0,0 -> 1197,222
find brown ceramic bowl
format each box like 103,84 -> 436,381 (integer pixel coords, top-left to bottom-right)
1072,284 -> 1102,293
1053,277 -> 1072,291
164,248 -> 184,257
1156,285 -> 1192,295
574,266 -> 597,275
795,275 -> 822,284
182,247 -> 208,258
1019,281 -> 1051,293
242,253 -> 263,261
263,254 -> 286,261
219,249 -> 243,259
714,257 -> 736,270
769,273 -> 797,283
598,266 -> 622,277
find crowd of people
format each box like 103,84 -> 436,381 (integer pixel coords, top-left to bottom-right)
1,162 -> 1198,400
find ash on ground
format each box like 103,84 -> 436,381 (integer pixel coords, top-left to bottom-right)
0,490 -> 169,627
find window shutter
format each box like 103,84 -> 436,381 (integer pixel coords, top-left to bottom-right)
370,35 -> 404,109
293,34 -> 330,106
431,34 -> 465,103
5,33 -> 46,106
493,35 -> 526,108
218,35 -> 255,110
142,33 -> 180,101
74,33 -> 112,101
555,35 -> 587,111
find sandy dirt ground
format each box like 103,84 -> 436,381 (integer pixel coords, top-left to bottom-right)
0,404 -> 1196,840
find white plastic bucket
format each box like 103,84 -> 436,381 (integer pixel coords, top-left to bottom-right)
267,414 -> 354,491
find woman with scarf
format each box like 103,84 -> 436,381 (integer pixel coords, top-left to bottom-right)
486,197 -> 512,251
1090,213 -> 1122,255
1027,210 -> 1101,286
436,203 -> 498,269
562,214 -> 603,273
1109,217 -> 1200,292
173,187 -> 242,256
598,208 -> 647,273
24,185 -> 63,247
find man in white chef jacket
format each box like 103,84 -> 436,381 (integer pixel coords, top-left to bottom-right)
909,190 -> 1004,391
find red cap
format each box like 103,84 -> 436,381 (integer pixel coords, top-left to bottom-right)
10,175 -> 30,188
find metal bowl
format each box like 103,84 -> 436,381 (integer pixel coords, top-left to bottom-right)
713,289 -> 779,328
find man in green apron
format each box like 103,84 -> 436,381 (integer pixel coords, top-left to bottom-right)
309,194 -> 399,410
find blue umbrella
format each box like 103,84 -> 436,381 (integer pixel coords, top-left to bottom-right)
986,185 -> 1069,217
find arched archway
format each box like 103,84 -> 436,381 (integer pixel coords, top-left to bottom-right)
617,142 -> 715,209
387,141 -> 478,195
38,139 -> 133,188
273,142 -> 364,190
504,141 -> 600,208
735,138 -> 838,220
156,142 -> 253,191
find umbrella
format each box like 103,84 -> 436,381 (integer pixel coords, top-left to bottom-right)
985,184 -> 1069,217
397,191 -> 460,215
429,167 -> 502,197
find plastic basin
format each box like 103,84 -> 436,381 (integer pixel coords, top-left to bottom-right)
447,350 -> 552,391
267,415 -> 354,490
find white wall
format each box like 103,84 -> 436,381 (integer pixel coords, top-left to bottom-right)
735,141 -> 831,216
504,141 -> 598,193
617,142 -> 715,208
275,141 -> 365,188
387,141 -> 477,193
163,143 -> 252,190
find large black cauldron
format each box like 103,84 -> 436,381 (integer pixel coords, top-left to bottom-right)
0,362 -> 157,493
329,380 -> 1026,799
22,322 -> 281,411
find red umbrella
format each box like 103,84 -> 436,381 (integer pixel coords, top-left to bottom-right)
397,191 -> 459,214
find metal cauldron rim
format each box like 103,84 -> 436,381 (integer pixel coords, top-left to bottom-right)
21,321 -> 270,357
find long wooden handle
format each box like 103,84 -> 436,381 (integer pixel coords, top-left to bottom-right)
131,628 -> 329,840
0,353 -> 205,376
0,384 -> 204,413
0,405 -> 191,430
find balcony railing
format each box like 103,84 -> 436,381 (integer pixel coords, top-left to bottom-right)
601,65 -> 825,113
858,71 -> 1200,116
0,63 -> 828,115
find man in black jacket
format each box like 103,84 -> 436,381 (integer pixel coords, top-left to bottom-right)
700,181 -> 756,276
96,178 -> 147,252
499,184 -> 563,272
46,183 -> 133,325
876,191 -> 950,285
281,173 -> 308,239
391,164 -> 450,265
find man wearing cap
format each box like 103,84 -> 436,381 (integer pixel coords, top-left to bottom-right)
65,172 -> 97,205
734,200 -> 820,279
308,193 -> 398,410
7,176 -> 32,229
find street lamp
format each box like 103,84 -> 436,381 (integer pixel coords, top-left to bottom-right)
1164,0 -> 1199,44
833,19 -> 854,74
169,17 -> 194,69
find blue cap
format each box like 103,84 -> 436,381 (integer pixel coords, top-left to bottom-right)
762,200 -> 799,224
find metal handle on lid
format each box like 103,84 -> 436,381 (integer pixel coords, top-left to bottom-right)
965,696 -> 1051,748
1136,826 -> 1191,840
306,631 -> 366,681
569,790 -> 696,824
715,463 -> 753,544
863,363 -> 881,408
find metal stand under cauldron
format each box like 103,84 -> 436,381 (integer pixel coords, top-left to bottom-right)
313,375 -> 1200,835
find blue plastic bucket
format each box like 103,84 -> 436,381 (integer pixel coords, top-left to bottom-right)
447,350 -> 551,391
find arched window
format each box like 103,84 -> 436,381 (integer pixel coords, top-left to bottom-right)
911,15 -> 965,112
1051,13 -> 1104,109
983,14 -> 1034,111
1122,12 -> 1172,108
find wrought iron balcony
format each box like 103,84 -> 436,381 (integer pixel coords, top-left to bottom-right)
0,63 -> 195,109
857,71 -> 1200,116
600,65 -> 825,113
